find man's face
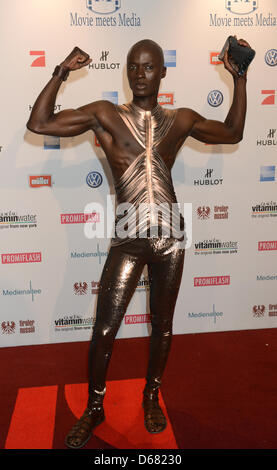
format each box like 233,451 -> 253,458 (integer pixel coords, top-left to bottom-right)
127,46 -> 166,98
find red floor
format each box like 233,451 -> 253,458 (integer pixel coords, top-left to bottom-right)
1,330 -> 277,449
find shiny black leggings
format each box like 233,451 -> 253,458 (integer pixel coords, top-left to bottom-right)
88,237 -> 185,402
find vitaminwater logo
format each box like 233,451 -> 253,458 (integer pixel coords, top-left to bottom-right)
54,314 -> 95,331
0,211 -> 37,229
194,239 -> 238,255
210,0 -> 276,27
70,0 -> 141,27
252,201 -> 277,218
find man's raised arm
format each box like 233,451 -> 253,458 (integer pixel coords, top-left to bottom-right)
27,47 -> 97,137
183,38 -> 250,145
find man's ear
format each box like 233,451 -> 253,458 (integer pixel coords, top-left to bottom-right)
161,66 -> 167,78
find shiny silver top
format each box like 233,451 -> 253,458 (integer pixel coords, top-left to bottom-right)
111,102 -> 183,245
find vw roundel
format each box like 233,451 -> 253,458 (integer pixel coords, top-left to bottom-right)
265,49 -> 277,67
207,90 -> 224,107
86,171 -> 103,188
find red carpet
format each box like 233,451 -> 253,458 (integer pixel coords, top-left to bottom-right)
1,330 -> 277,449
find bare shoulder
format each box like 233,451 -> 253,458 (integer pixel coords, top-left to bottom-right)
79,99 -> 116,116
176,107 -> 202,121
174,107 -> 204,134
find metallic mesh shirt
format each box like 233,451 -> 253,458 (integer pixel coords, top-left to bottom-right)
111,101 -> 184,246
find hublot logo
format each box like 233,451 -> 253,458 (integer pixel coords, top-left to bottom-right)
257,129 -> 277,147
194,169 -> 223,186
89,50 -> 120,70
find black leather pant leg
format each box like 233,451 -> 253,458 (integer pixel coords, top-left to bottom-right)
145,240 -> 185,392
88,242 -> 145,400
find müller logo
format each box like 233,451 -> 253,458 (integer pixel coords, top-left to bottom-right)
1,252 -> 42,264
194,276 -> 230,287
157,93 -> 174,106
29,175 -> 52,188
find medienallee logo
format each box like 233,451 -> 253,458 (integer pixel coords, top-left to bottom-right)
70,0 -> 141,28
209,0 -> 276,27
187,304 -> 223,324
2,281 -> 41,302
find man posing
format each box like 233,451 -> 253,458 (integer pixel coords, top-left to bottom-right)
27,38 -> 249,448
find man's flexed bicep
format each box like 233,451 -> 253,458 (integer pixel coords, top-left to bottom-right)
188,109 -> 242,145
28,103 -> 97,137
27,46 -> 97,137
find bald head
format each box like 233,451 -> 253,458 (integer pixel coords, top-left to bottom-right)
127,39 -> 165,69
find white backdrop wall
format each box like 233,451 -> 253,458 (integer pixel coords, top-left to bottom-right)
1,0 -> 277,347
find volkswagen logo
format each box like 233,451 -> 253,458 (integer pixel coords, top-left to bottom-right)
265,49 -> 277,67
86,171 -> 103,188
207,90 -> 224,107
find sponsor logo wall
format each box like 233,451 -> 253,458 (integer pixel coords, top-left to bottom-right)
1,0 -> 277,347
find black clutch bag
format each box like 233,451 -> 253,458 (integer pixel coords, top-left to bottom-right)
218,36 -> 255,76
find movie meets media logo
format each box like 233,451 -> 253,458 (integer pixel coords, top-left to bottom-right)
70,0 -> 141,28
209,0 -> 276,27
